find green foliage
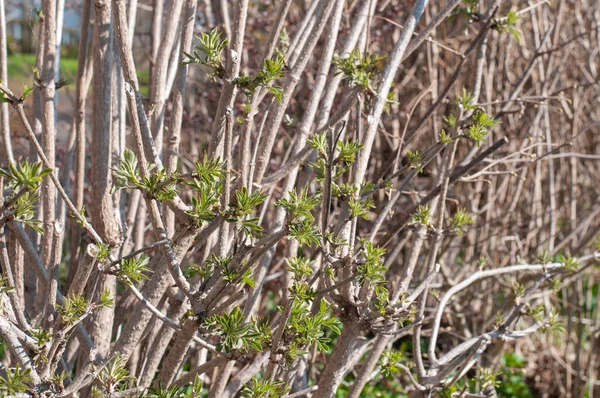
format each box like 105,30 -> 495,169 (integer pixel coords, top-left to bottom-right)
409,205 -> 432,227
333,49 -> 385,89
539,308 -> 565,334
241,270 -> 257,288
278,29 -> 290,54
443,114 -> 456,129
451,207 -> 473,235
496,352 -> 534,398
288,299 -> 341,353
144,375 -> 203,398
50,370 -> 70,392
0,277 -> 14,303
277,187 -> 322,246
204,307 -> 268,353
557,253 -> 580,272
468,109 -> 500,146
236,53 -> 286,103
436,384 -> 459,398
512,281 -> 526,300
283,340 -> 308,364
310,157 -> 349,184
229,188 -> 267,218
113,148 -> 140,186
357,240 -> 388,295
241,377 -> 289,398
95,354 -> 136,394
114,150 -> 180,201
186,192 -> 220,227
116,255 -> 153,284
288,280 -> 317,303
96,242 -> 111,263
21,84 -> 34,101
288,221 -> 322,246
0,159 -> 51,191
191,155 -> 226,189
11,191 -> 44,233
374,290 -> 390,316
527,303 -> 545,323
349,196 -> 374,219
0,80 -> 8,104
56,294 -> 88,325
183,29 -> 228,79
453,0 -> 522,46
0,365 -> 33,396
457,88 -> 476,111
286,256 -> 314,281
407,150 -> 423,173
534,250 -> 552,265
99,289 -> 115,309
245,317 -> 272,352
494,10 -> 522,43
336,139 -> 364,165
478,368 -> 501,389
183,155 -> 226,227
30,327 -> 52,364
337,379 -> 405,398
275,186 -> 320,223
137,167 -> 180,201
207,254 -> 255,288
439,129 -> 453,144
227,187 -> 267,238
308,131 -> 328,157
380,349 -> 405,378
334,183 -> 358,199
453,0 -> 480,18
74,205 -> 88,228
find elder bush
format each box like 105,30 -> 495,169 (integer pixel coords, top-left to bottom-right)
0,0 -> 599,397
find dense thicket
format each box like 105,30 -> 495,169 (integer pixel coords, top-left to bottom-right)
0,0 -> 599,397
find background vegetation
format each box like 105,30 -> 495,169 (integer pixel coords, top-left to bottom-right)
0,0 -> 599,397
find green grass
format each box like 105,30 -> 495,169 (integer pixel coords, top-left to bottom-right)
7,53 -> 79,81
6,52 -> 150,97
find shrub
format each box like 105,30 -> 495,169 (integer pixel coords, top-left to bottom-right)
0,0 -> 598,397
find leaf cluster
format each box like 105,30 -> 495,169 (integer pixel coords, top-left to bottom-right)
30,327 -> 52,364
333,49 -> 385,90
144,375 -> 203,398
357,240 -> 388,295
11,191 -> 44,233
276,187 -> 322,246
286,256 -> 314,282
467,110 -> 500,146
336,139 -> 364,166
0,159 -> 51,191
207,254 -> 255,288
204,307 -> 270,353
451,207 -> 473,235
287,299 -> 341,354
407,150 -> 423,173
493,10 -> 522,43
235,53 -> 286,103
184,155 -> 226,227
380,349 -> 405,378
241,377 -> 289,398
56,294 -> 89,325
227,187 -> 267,238
409,205 -> 432,227
0,365 -> 33,396
183,29 -> 228,80
94,355 -> 136,394
116,255 -> 153,284
113,149 -> 180,201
